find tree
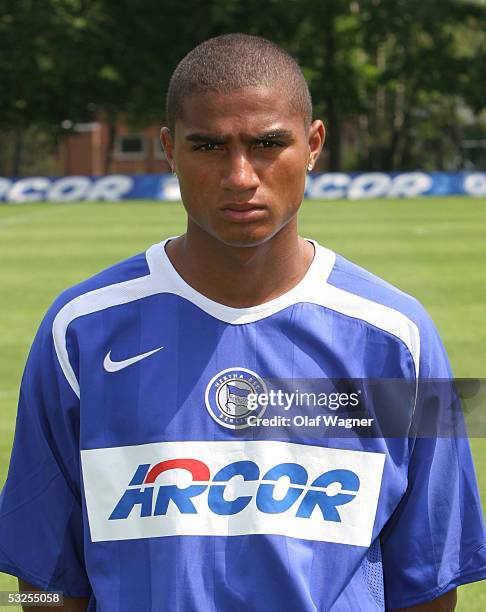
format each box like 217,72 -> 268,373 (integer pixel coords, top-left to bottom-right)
356,0 -> 486,170
1,0 -> 484,175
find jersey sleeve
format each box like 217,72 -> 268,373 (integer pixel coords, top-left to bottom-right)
0,304 -> 91,597
380,309 -> 486,608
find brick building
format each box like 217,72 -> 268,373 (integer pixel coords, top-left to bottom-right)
57,121 -> 171,176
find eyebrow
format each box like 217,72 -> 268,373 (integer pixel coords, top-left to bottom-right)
184,129 -> 294,143
254,129 -> 294,141
185,133 -> 226,143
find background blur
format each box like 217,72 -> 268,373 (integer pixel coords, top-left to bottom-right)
0,0 -> 485,177
0,0 -> 485,609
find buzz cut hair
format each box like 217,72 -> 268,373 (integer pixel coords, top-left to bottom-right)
166,33 -> 312,132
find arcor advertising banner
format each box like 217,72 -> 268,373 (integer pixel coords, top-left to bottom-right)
0,172 -> 485,202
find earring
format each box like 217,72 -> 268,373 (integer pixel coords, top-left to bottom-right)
307,162 -> 313,172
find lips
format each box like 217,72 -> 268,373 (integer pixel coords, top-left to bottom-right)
220,203 -> 267,222
222,202 -> 265,211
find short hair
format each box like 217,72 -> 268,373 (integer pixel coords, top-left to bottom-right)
166,33 -> 312,132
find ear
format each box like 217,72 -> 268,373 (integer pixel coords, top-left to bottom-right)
160,127 -> 176,172
307,120 -> 325,171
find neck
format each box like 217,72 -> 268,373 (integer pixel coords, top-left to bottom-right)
165,221 -> 314,308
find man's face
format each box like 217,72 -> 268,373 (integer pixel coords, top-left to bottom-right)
161,86 -> 324,247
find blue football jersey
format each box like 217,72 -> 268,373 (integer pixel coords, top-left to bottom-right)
0,238 -> 485,611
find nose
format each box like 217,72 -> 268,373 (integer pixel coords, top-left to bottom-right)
221,151 -> 260,192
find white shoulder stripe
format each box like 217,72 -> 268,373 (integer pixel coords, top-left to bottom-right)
52,273 -> 161,398
52,240 -> 420,398
308,283 -> 420,377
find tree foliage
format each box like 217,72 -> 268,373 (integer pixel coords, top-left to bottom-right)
1,0 -> 484,173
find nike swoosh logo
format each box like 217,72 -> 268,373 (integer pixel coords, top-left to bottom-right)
103,346 -> 164,372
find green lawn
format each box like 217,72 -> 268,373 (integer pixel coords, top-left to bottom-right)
0,197 -> 484,609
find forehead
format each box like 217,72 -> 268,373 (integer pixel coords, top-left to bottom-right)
176,86 -> 304,135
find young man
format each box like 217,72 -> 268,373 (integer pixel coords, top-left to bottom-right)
0,34 -> 485,611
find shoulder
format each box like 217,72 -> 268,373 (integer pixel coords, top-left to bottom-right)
327,252 -> 429,327
49,250 -> 152,318
30,248 -> 155,344
34,244 -> 166,399
320,248 -> 450,378
40,239 -> 174,333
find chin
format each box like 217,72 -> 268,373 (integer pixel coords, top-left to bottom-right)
212,224 -> 277,248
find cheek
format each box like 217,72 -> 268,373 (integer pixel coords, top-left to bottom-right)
177,165 -> 215,210
265,160 -> 306,207
178,162 -> 208,189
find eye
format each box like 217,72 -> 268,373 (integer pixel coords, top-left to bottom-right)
254,140 -> 283,149
193,143 -> 223,152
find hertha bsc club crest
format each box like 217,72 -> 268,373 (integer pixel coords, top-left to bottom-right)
205,367 -> 267,429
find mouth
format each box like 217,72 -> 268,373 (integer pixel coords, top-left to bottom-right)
220,203 -> 267,222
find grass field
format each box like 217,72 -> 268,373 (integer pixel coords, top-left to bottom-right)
0,196 -> 485,609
